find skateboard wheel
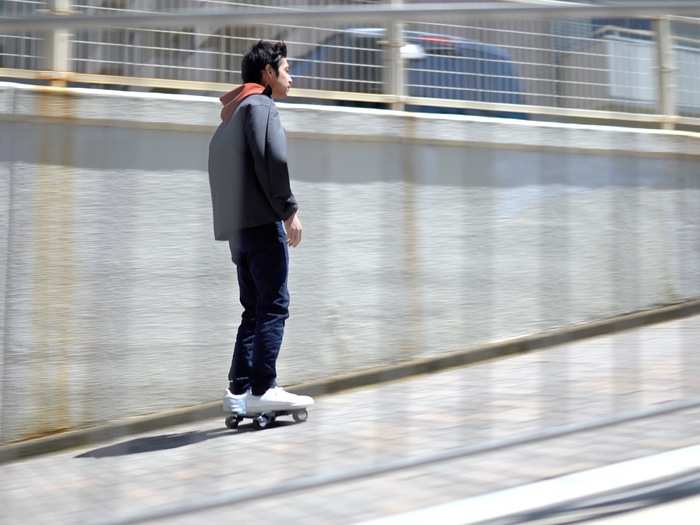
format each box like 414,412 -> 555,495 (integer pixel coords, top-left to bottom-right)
253,414 -> 271,430
292,409 -> 308,423
224,415 -> 239,430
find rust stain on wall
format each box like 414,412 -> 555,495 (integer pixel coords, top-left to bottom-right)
400,118 -> 423,360
30,89 -> 75,437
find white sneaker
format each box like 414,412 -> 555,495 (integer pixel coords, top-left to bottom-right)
247,387 -> 314,412
223,389 -> 250,414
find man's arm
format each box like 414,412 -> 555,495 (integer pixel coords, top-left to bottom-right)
244,102 -> 298,221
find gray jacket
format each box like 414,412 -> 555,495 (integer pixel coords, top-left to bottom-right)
208,93 -> 298,240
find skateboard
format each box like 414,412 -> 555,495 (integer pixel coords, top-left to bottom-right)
224,408 -> 309,430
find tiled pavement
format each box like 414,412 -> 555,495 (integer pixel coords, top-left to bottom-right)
2,315 -> 700,524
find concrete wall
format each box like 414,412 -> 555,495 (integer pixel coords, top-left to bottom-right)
1,82 -> 699,443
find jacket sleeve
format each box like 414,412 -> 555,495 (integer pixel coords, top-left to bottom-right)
244,102 -> 298,221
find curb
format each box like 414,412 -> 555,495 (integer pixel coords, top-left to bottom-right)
294,298 -> 700,398
2,298 -> 699,464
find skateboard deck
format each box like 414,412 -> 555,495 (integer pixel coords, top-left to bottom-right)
224,408 -> 309,430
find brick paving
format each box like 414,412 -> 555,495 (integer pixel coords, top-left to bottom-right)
1,315 -> 699,524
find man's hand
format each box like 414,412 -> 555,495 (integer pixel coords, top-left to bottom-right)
284,213 -> 302,247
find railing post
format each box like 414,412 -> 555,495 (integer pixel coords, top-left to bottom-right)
41,0 -> 72,86
384,0 -> 405,111
654,16 -> 677,130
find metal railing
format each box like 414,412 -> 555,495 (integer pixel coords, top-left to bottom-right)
2,1 -> 700,127
0,0 -> 45,70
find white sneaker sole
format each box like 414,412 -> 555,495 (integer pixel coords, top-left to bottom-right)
223,399 -> 247,414
247,398 -> 314,413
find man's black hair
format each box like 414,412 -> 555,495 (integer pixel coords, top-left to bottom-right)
241,40 -> 288,84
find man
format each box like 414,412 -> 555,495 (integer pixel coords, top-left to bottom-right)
208,40 -> 313,416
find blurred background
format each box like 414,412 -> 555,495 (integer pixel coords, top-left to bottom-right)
1,1 -> 700,524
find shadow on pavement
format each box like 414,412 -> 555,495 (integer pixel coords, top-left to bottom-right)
75,420 -> 296,458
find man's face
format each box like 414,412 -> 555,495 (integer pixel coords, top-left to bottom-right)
263,58 -> 292,99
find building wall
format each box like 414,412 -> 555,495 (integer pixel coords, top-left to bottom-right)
1,83 -> 699,443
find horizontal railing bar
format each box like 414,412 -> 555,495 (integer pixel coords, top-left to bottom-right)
5,69 -> 698,128
3,3 -> 700,32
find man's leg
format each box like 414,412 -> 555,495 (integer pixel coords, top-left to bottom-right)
248,222 -> 289,396
228,246 -> 257,395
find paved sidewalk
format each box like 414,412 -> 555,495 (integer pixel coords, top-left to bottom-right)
2,314 -> 700,524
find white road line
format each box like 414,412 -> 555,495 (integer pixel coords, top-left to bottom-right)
355,444 -> 700,525
585,495 -> 700,525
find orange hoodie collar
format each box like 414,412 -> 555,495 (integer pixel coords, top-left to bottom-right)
220,83 -> 269,122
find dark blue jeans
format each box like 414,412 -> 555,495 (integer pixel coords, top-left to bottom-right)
228,221 -> 289,396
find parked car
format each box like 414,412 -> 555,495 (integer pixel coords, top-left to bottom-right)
291,27 -> 527,119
